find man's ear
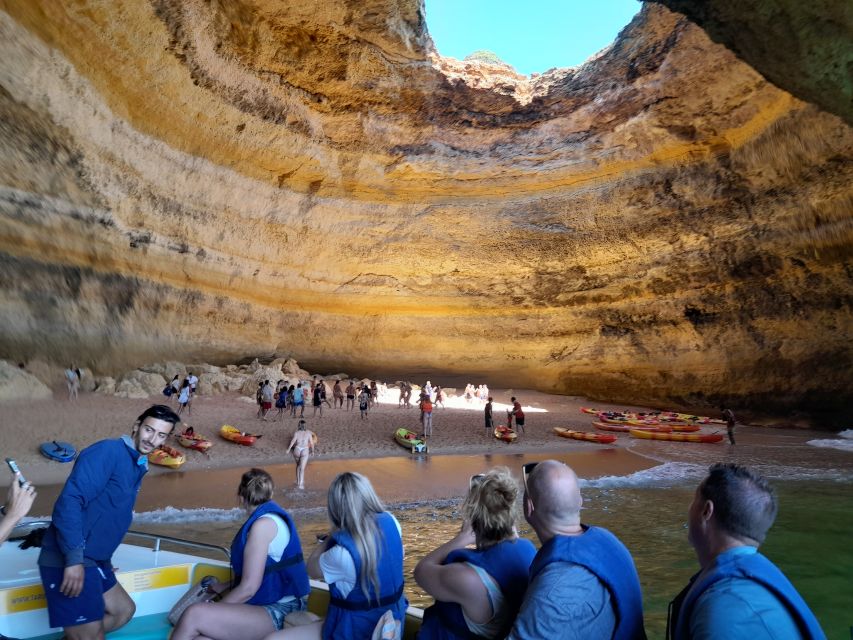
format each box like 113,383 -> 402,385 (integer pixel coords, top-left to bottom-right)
524,494 -> 534,519
701,499 -> 714,522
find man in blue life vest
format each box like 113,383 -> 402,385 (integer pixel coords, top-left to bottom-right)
668,463 -> 825,640
507,460 -> 646,640
37,404 -> 180,640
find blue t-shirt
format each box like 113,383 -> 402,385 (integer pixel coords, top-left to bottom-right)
689,547 -> 801,640
507,562 -> 615,640
293,388 -> 304,403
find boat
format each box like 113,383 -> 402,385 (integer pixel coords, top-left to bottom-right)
629,429 -> 724,443
148,445 -> 186,469
394,428 -> 428,453
580,407 -> 602,415
668,424 -> 701,433
38,440 -> 76,463
494,425 -> 517,443
553,428 -> 617,444
0,522 -> 425,639
177,427 -> 213,452
219,425 -> 261,446
593,421 -> 670,433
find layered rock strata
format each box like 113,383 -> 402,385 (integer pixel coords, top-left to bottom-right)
0,1 -> 850,425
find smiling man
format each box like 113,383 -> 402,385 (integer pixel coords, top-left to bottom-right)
37,404 -> 180,640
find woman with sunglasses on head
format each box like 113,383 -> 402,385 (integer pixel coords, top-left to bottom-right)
415,467 -> 536,640
173,468 -> 310,640
265,471 -> 407,640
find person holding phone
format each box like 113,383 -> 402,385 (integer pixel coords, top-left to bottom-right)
0,462 -> 37,545
37,404 -> 180,640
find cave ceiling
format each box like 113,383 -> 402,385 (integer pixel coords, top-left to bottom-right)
0,0 -> 850,424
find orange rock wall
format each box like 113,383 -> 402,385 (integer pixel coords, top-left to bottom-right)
0,1 -> 850,424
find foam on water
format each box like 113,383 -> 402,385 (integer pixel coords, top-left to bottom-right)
584,462 -> 707,489
132,506 -> 244,525
806,437 -> 853,453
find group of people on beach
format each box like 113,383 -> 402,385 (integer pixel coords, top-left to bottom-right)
163,372 -> 199,415
1,402 -> 825,640
254,379 -> 381,422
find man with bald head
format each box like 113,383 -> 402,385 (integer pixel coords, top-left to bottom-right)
507,460 -> 646,640
668,463 -> 825,639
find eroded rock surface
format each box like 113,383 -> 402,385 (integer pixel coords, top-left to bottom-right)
0,1 -> 850,425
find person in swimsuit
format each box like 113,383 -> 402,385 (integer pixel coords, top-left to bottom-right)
286,420 -> 316,490
332,380 -> 344,408
345,380 -> 356,411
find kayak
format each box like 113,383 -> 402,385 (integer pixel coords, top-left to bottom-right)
593,421 -> 671,433
629,429 -> 724,443
394,428 -> 428,453
148,445 -> 186,469
219,425 -> 261,446
494,426 -> 517,443
669,424 -> 701,433
177,427 -> 212,452
554,428 -> 617,444
580,407 -> 602,415
39,440 -> 76,463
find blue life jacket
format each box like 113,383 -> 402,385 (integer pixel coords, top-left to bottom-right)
323,512 -> 407,640
230,501 -> 310,606
670,549 -> 826,640
528,526 -> 646,640
420,538 -> 537,640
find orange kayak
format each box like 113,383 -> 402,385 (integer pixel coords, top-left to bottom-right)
629,429 -> 723,443
554,428 -> 616,444
219,425 -> 260,446
148,445 -> 186,468
594,422 -> 670,433
494,426 -> 517,443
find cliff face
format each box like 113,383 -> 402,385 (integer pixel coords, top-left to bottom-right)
0,1 -> 850,425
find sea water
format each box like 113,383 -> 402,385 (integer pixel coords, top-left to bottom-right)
127,453 -> 853,639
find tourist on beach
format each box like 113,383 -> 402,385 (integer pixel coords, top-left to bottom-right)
370,380 -> 379,406
484,396 -> 494,432
275,384 -> 288,420
667,463 -> 825,640
345,380 -> 356,411
506,460 -> 645,640
64,365 -> 80,401
420,391 -> 434,437
312,381 -> 324,418
265,472 -> 406,640
169,374 -> 181,403
261,380 -> 275,421
416,467 -> 536,639
722,408 -> 737,445
37,405 -> 179,640
293,383 -> 305,418
286,420 -> 316,490
256,382 -> 265,418
398,382 -> 408,408
177,379 -> 192,416
434,385 -> 445,409
173,468 -> 310,640
464,384 -> 474,403
333,380 -> 344,408
0,468 -> 36,546
187,371 -> 198,395
424,380 -> 433,401
358,387 -> 370,420
404,383 -> 413,408
509,397 -> 525,434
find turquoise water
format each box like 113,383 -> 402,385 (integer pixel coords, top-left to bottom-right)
140,478 -> 853,639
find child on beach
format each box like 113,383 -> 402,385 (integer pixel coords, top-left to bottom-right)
359,387 -> 370,419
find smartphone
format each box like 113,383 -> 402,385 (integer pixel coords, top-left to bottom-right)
5,458 -> 26,486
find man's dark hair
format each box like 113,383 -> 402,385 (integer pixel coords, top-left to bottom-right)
135,404 -> 181,431
700,463 -> 778,544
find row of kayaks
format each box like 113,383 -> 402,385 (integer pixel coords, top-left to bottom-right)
556,426 -> 724,444
148,425 -> 265,468
581,407 -> 726,426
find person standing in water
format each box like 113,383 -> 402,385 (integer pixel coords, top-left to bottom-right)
286,420 -> 316,490
722,408 -> 737,445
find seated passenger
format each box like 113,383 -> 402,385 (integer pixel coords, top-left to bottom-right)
668,463 -> 825,640
265,471 -> 407,640
172,468 -> 309,640
415,467 -> 536,639
507,460 -> 646,640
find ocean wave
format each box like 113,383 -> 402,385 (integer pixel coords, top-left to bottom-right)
132,506 -> 244,524
582,462 -> 707,489
805,436 -> 853,453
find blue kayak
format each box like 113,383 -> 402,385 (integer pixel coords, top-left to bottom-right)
40,441 -> 76,463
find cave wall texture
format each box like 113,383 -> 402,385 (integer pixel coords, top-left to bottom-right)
0,0 -> 850,425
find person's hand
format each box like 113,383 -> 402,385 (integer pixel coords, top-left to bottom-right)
60,564 -> 85,597
206,579 -> 229,595
5,475 -> 36,521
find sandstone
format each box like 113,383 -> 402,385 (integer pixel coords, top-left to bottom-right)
0,360 -> 53,402
114,371 -> 167,399
0,1 -> 849,426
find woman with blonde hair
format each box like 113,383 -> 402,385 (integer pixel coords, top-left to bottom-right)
173,468 -> 309,640
265,471 -> 407,640
415,467 -> 536,639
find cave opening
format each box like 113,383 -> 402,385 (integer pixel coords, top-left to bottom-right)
424,0 -> 641,74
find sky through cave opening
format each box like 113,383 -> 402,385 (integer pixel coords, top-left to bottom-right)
424,0 -> 641,75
